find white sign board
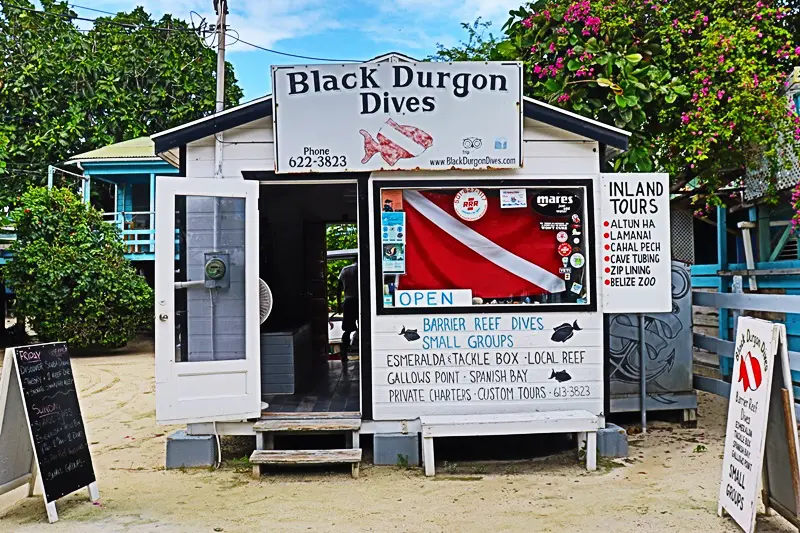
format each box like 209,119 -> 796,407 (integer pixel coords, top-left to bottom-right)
395,289 -> 473,308
718,317 -> 779,533
272,62 -> 523,174
599,173 -> 671,313
371,312 -> 603,420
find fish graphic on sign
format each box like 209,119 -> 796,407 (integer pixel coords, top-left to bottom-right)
359,119 -> 434,166
549,369 -> 572,383
551,321 -> 581,343
399,327 -> 420,341
738,351 -> 763,392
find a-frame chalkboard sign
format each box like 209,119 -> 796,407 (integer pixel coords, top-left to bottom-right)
0,343 -> 99,523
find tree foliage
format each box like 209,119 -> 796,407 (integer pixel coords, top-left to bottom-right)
435,1 -> 800,207
0,0 -> 243,205
6,187 -> 153,348
326,224 -> 357,310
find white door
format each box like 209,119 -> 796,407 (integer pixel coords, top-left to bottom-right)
155,176 -> 260,424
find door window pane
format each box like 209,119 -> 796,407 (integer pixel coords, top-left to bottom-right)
174,195 -> 247,362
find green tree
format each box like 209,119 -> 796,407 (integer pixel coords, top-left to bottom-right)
0,0 -> 243,205
6,187 -> 153,348
432,19 -> 505,62
435,1 -> 800,207
326,224 -> 357,310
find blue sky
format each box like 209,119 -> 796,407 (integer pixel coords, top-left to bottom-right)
70,0 -> 520,102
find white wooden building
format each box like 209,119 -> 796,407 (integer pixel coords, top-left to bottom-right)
150,54 -> 673,476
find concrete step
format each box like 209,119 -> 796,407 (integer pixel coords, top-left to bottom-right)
253,418 -> 361,433
250,449 -> 362,478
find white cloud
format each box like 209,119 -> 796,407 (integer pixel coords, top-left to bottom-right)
79,0 -> 342,51
76,0 -> 517,55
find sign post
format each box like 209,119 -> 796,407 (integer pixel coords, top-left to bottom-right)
718,317 -> 800,533
0,343 -> 98,523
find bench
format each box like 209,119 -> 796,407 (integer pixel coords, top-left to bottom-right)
419,410 -> 601,476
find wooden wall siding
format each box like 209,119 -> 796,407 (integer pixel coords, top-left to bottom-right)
184,196 -> 247,362
181,115 -> 603,416
184,117 -> 601,179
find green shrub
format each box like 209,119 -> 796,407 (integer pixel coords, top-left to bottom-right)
7,187 -> 152,348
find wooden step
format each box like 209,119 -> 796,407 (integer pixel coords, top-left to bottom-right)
250,449 -> 362,464
258,411 -> 360,419
250,449 -> 362,479
253,418 -> 360,433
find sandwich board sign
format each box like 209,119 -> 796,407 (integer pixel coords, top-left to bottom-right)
0,343 -> 99,523
718,317 -> 800,532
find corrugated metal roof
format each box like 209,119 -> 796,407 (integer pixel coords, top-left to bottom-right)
68,137 -> 160,162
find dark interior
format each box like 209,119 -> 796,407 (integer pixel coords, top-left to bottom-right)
258,183 -> 361,413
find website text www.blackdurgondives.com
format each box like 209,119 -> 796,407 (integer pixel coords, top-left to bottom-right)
429,155 -> 518,167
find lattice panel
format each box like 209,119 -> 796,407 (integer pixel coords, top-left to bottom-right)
744,139 -> 800,200
744,73 -> 800,200
670,208 -> 695,264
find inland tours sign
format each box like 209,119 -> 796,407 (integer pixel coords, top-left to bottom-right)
271,62 -> 523,174
371,312 -> 603,420
599,173 -> 671,313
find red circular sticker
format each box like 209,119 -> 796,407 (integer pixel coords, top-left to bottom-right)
454,188 -> 488,221
558,243 -> 573,257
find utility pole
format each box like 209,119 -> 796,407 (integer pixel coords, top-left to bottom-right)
213,0 -> 227,180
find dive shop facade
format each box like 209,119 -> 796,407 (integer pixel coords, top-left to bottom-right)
151,54 -> 673,475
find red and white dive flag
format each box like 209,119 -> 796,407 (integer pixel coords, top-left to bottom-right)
400,190 -> 567,299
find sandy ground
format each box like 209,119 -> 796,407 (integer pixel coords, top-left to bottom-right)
1,339 -> 798,533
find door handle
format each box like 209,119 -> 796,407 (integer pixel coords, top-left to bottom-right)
159,314 -> 169,322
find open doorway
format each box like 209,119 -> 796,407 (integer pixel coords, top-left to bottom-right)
258,182 -> 360,415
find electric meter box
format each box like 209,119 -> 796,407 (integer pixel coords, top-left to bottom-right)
203,252 -> 230,289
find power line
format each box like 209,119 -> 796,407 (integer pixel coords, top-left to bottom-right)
225,32 -> 362,62
67,3 -> 117,16
1,2 -> 202,34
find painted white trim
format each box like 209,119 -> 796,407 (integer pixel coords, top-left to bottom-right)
366,51 -> 419,63
523,96 -> 632,138
258,179 -> 358,185
154,176 -> 261,425
67,157 -> 164,163
151,96 -> 272,140
403,190 -> 567,294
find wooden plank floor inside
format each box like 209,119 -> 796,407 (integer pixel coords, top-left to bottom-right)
262,359 -> 360,414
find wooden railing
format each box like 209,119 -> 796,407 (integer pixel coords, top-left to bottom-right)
690,284 -> 800,416
103,211 -> 155,256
